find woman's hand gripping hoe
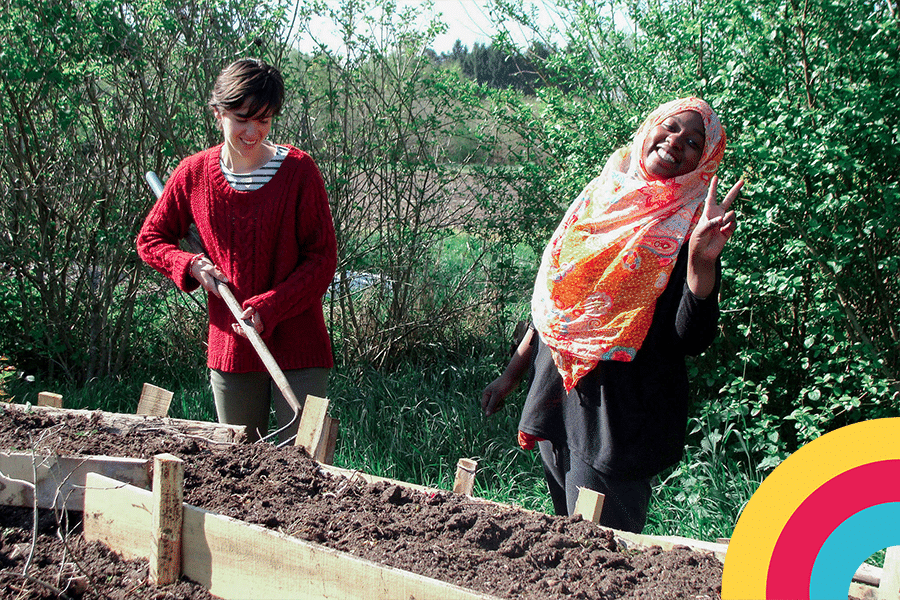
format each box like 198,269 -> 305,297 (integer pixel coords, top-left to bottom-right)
145,171 -> 303,446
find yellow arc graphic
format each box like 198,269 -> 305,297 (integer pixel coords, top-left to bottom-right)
722,418 -> 900,599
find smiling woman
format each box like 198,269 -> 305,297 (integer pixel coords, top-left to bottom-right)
214,105 -> 275,174
642,111 -> 706,180
481,96 -> 743,534
136,58 -> 338,444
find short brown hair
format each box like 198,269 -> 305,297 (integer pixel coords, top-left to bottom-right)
209,58 -> 284,118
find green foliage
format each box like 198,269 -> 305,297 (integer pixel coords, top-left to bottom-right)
487,0 -> 900,472
1,366 -> 213,421
0,0 -> 289,383
281,0 -> 528,367
3,0 -> 900,539
451,40 -> 550,93
687,0 -> 900,464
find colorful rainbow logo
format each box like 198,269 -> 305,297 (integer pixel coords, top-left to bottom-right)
722,417 -> 900,599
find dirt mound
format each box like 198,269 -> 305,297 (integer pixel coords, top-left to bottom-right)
0,404 -> 722,599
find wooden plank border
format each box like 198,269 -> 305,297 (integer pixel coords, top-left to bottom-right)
0,452 -> 150,511
83,472 -> 499,600
2,402 -> 245,444
0,450 -> 884,597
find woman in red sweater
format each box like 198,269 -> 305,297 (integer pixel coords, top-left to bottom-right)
137,58 -> 337,442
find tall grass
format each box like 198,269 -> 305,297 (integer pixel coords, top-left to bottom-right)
645,418 -> 763,541
2,369 -> 215,423
0,226 -> 763,541
326,348 -> 553,513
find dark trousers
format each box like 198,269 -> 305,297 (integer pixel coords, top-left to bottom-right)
210,368 -> 329,443
538,440 -> 653,533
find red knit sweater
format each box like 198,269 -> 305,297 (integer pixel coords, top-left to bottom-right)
137,144 -> 337,373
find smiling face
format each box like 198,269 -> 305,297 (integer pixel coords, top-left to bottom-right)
641,110 -> 706,181
214,100 -> 273,172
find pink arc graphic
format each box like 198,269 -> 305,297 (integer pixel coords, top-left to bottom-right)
767,460 -> 900,598
723,418 -> 900,599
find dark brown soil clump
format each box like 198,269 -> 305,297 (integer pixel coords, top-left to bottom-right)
0,404 -> 722,599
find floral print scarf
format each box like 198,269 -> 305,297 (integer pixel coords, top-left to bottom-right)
531,97 -> 727,391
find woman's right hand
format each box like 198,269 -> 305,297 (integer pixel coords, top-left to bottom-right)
190,255 -> 229,298
481,375 -> 514,417
481,326 -> 537,417
687,176 -> 742,298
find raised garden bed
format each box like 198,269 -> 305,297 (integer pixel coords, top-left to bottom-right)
2,401 -> 732,599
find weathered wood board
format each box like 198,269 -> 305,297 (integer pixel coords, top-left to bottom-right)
37,391 -> 63,408
136,383 -> 174,417
0,451 -> 885,598
1,401 -> 884,598
2,402 -> 245,444
83,472 -> 500,600
0,452 -> 149,510
294,394 -> 330,457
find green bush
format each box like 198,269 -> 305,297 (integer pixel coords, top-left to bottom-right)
3,0 -> 899,541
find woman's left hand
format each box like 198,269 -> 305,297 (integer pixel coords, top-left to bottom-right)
687,176 -> 742,297
232,306 -> 264,337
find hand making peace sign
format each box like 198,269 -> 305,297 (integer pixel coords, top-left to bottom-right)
690,176 -> 742,260
687,176 -> 743,297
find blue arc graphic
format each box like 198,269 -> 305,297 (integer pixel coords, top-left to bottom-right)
809,502 -> 900,600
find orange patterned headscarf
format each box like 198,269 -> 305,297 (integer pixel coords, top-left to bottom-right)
531,97 -> 727,391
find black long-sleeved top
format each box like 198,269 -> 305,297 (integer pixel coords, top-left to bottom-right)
519,242 -> 721,480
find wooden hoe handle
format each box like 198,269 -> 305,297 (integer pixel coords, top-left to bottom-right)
144,171 -> 303,416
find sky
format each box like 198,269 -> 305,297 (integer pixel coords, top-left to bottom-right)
432,0 -> 500,49
292,0 -> 559,54
426,0 -> 560,51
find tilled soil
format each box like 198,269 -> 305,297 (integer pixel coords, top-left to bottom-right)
0,403 -> 723,599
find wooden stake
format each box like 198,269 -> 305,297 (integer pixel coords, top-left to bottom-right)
294,395 -> 330,457
878,546 -> 900,600
316,416 -> 339,464
37,391 -> 63,408
452,458 -> 478,495
137,383 -> 174,417
150,453 -> 184,585
573,487 -> 605,524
